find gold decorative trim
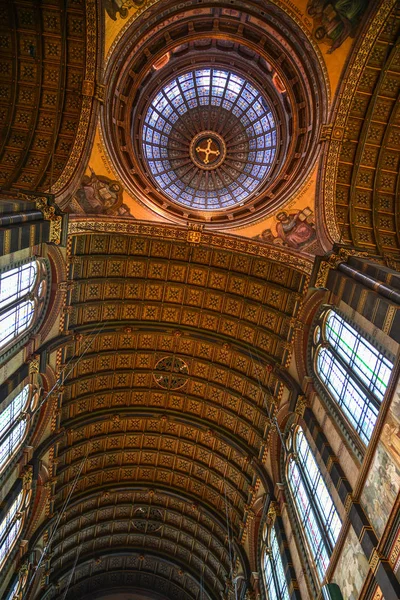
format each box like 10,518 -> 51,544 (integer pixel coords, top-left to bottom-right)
326,455 -> 338,473
369,548 -> 382,574
28,355 -> 40,375
68,219 -> 313,274
344,493 -> 353,514
382,304 -> 396,335
33,197 -> 62,244
51,0 -> 97,194
267,501 -> 280,522
322,0 -> 397,242
294,394 -> 308,417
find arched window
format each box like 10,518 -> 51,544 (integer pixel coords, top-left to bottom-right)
263,522 -> 290,600
0,485 -> 31,569
312,308 -> 393,445
287,427 -> 341,581
0,384 -> 38,474
0,258 -> 48,357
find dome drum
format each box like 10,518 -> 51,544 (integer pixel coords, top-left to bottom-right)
102,0 -> 329,228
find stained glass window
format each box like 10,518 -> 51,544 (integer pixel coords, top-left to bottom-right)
287,427 -> 341,581
0,259 -> 48,356
142,68 -> 277,210
0,385 -> 31,473
0,490 -> 24,568
263,525 -> 290,600
314,309 -> 393,445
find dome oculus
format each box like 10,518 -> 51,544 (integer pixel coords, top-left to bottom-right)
142,68 -> 277,211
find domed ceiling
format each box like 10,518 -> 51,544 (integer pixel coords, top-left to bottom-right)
101,0 -> 329,228
142,67 -> 277,211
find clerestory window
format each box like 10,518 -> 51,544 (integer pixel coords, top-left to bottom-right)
0,385 -> 37,474
312,308 -> 393,445
0,259 -> 48,357
263,521 -> 290,600
287,427 -> 341,581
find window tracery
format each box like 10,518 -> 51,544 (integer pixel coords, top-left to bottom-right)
263,521 -> 290,600
0,484 -> 31,570
0,259 -> 49,357
286,427 -> 341,581
0,384 -> 38,475
311,308 -> 393,445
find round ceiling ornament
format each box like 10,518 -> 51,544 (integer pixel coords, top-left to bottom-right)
153,356 -> 189,390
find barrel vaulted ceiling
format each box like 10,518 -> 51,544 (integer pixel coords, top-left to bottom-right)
320,1 -> 400,261
46,224 -> 311,599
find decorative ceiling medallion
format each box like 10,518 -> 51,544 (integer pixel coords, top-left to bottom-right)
153,356 -> 189,390
132,507 -> 163,532
190,131 -> 226,170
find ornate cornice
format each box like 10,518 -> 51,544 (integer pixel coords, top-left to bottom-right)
68,218 -> 314,274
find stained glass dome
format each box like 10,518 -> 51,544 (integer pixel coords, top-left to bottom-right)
142,68 -> 277,211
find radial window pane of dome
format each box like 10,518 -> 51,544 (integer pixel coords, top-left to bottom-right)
142,68 -> 277,210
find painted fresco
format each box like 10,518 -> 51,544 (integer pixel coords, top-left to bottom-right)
66,171 -> 134,217
306,0 -> 369,53
362,380 -> 400,538
332,526 -> 369,600
253,207 -> 319,252
361,391 -> 400,540
103,0 -> 144,21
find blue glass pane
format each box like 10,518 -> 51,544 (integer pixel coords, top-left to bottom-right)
141,68 -> 277,210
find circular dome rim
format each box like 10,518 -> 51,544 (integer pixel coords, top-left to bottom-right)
101,0 -> 330,229
139,65 -> 280,213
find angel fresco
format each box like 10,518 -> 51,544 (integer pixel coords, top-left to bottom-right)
307,0 -> 369,53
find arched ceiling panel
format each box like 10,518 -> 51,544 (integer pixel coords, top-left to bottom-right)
46,226 -> 309,597
320,2 -> 400,261
0,0 -> 98,195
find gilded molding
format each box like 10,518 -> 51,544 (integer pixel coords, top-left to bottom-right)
68,219 -> 313,274
369,548 -> 382,574
314,247 -> 369,288
294,394 -> 308,417
267,501 -> 280,522
35,197 -> 62,245
322,0 -> 397,243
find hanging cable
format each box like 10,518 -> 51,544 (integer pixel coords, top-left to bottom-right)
24,447 -> 89,599
60,545 -> 82,600
30,319 -> 110,423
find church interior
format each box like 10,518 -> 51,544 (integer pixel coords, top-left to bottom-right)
0,0 -> 400,599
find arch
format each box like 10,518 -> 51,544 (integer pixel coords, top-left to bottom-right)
0,257 -> 50,361
310,306 -> 393,446
286,426 -> 341,583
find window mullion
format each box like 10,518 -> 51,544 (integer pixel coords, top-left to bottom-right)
328,343 -> 380,410
297,457 -> 334,556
